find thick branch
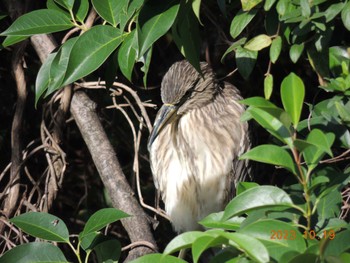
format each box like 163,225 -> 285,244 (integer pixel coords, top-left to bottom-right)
70,91 -> 157,260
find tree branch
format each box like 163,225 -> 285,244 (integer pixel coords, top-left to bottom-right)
70,91 -> 157,260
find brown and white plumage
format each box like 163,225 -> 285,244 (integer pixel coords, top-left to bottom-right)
148,60 -> 250,232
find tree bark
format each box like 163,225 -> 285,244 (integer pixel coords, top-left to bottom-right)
70,91 -> 157,260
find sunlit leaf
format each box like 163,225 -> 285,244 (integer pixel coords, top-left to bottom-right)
223,186 -> 294,220
240,144 -> 297,174
244,34 -> 272,51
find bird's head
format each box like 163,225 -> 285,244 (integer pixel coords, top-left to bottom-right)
148,60 -> 218,150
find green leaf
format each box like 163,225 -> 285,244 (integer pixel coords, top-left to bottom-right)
192,235 -> 227,263
240,97 -> 277,108
222,186 -> 294,220
342,2 -> 350,31
0,242 -> 68,263
236,182 -> 259,195
264,0 -> 277,11
244,34 -> 272,51
317,190 -> 342,220
304,129 -> 335,171
281,72 -> 305,128
91,0 -> 128,27
0,9 -> 73,36
172,1 -> 201,73
10,212 -> 69,242
74,0 -> 90,23
129,254 -> 187,263
140,46 -> 153,86
270,36 -> 282,63
35,52 -> 57,106
118,30 -> 138,81
221,38 -> 247,62
94,239 -> 121,262
235,46 -> 257,79
2,35 -> 29,47
300,0 -> 310,18
264,74 -> 273,100
211,230 -> 269,263
192,0 -> 202,24
325,2 -> 345,23
289,43 -> 304,63
241,0 -> 263,11
240,144 -> 296,174
137,0 -> 180,58
230,9 -> 258,38
46,37 -> 79,96
62,25 -> 124,86
164,231 -> 207,255
246,106 -> 293,148
323,230 -> 350,257
199,212 -> 245,231
239,219 -> 306,262
54,0 -> 74,11
80,208 -> 129,239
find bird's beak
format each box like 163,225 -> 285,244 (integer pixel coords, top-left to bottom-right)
148,104 -> 178,151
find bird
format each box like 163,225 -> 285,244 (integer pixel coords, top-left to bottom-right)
148,60 -> 251,233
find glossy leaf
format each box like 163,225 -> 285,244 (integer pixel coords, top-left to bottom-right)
130,254 -> 187,263
54,0 -> 74,11
10,212 -> 69,242
244,34 -> 272,51
342,1 -> 350,31
235,46 -> 257,79
199,212 -> 245,231
247,106 -> 293,148
304,129 -> 335,171
74,0 -> 90,23
35,53 -> 57,105
191,0 -> 202,24
0,9 -> 73,36
239,219 -> 306,262
46,36 -> 79,96
240,144 -> 296,174
325,2 -> 345,22
221,38 -> 247,62
289,43 -> 304,63
2,35 -> 29,47
80,208 -> 129,238
91,0 -> 128,27
281,72 -> 305,128
264,74 -> 273,100
270,36 -> 282,63
236,182 -> 259,195
241,0 -> 263,11
118,30 -> 138,81
0,242 -> 68,263
62,25 -> 124,86
230,9 -> 257,38
211,230 -> 269,263
164,231 -> 206,255
192,235 -> 226,263
140,46 -> 153,86
317,190 -> 342,220
264,0 -> 277,11
222,186 -> 294,220
137,0 -> 179,58
240,97 -> 277,108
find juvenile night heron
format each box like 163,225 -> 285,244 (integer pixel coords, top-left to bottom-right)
148,60 -> 250,232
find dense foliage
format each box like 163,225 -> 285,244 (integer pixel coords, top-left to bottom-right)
1,0 -> 350,262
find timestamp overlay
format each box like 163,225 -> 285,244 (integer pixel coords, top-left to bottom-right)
270,229 -> 336,240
